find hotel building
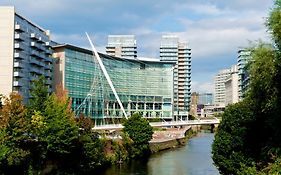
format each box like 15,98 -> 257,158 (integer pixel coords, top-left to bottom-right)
53,44 -> 175,120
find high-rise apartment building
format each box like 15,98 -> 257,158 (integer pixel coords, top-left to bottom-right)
106,35 -> 137,59
214,68 -> 231,106
160,35 -> 191,119
225,65 -> 239,105
237,49 -> 251,100
0,6 -> 53,103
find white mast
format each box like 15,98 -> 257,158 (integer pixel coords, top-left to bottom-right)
86,33 -> 128,119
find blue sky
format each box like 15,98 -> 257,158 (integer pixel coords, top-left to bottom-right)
0,0 -> 273,92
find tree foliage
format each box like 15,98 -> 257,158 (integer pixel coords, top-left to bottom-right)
29,76 -> 49,112
0,78 -> 109,173
212,1 -> 281,174
123,113 -> 153,158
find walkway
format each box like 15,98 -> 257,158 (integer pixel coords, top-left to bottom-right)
92,118 -> 220,130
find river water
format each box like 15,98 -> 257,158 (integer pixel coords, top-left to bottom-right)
98,131 -> 220,175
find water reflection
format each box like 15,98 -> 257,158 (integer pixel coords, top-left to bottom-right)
97,132 -> 219,175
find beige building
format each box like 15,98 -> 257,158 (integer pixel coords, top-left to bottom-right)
225,65 -> 239,105
0,6 -> 53,103
214,68 -> 231,106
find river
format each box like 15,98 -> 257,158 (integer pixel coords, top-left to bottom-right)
97,131 -> 220,175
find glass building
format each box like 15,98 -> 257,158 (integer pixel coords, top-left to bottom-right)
53,44 -> 175,120
160,35 -> 191,119
237,49 -> 251,100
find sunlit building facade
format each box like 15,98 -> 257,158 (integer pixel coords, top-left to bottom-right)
106,35 -> 137,59
214,68 -> 231,106
160,35 -> 191,119
53,44 -> 175,120
0,6 -> 53,103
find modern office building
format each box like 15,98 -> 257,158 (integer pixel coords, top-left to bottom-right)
106,35 -> 137,59
225,65 -> 239,105
198,92 -> 213,105
237,49 -> 251,100
53,44 -> 175,120
214,68 -> 231,106
0,6 -> 53,103
160,35 -> 192,119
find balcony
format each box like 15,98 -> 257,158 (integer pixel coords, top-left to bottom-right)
30,33 -> 39,40
45,71 -> 52,77
45,49 -> 53,55
30,58 -> 44,67
31,42 -> 44,51
14,43 -> 25,50
14,61 -> 24,68
14,33 -> 25,41
30,50 -> 45,59
44,57 -> 53,63
14,52 -> 26,59
13,80 -> 23,87
14,71 -> 24,77
45,42 -> 51,48
15,24 -> 24,32
37,37 -> 45,43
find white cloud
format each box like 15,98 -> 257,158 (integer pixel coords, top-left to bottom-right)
192,81 -> 214,93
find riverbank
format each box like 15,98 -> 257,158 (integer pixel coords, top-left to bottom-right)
96,132 -> 219,175
149,125 -> 201,153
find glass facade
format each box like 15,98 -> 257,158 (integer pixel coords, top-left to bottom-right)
237,49 -> 251,100
54,45 -> 175,120
160,35 -> 192,117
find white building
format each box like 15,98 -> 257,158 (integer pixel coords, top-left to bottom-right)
225,65 -> 239,105
214,68 -> 231,106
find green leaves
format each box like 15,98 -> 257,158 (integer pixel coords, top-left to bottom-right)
213,1 -> 281,174
123,113 -> 153,158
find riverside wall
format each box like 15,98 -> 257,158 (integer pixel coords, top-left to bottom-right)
149,126 -> 200,153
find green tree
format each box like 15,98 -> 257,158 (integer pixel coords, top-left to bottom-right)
212,100 -> 255,174
0,93 -> 31,173
212,1 -> 281,174
29,76 -> 49,112
123,113 -> 153,158
43,93 -> 79,156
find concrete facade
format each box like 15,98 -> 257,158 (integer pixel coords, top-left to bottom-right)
214,68 -> 231,106
225,65 -> 239,105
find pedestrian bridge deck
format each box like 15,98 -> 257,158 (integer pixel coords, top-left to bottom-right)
92,118 -> 220,130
